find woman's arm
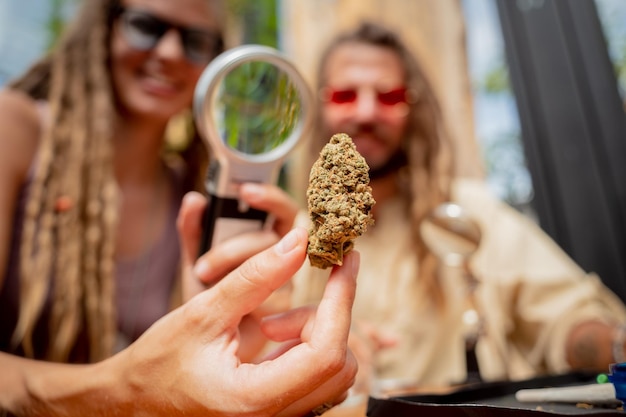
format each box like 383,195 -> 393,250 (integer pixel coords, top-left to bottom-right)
0,89 -> 40,289
0,352 -> 127,416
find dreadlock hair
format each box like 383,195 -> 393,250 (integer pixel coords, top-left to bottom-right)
8,0 -> 223,362
313,21 -> 455,310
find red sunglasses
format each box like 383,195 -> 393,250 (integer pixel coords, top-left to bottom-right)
322,86 -> 413,106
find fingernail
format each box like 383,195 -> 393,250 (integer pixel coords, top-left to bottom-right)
193,259 -> 211,280
241,183 -> 264,202
276,228 -> 302,254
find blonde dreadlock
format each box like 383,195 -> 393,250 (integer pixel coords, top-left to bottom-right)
10,1 -> 119,362
312,22 -> 455,310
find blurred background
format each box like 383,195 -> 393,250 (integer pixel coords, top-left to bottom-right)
1,0 -> 625,300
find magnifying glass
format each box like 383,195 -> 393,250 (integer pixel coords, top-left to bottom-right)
193,44 -> 313,254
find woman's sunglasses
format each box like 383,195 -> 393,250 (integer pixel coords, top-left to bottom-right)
115,7 -> 222,65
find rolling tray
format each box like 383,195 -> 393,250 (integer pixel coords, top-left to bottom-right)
367,372 -> 624,416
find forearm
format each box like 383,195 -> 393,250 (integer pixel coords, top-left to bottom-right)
0,352 -> 127,416
565,321 -> 624,371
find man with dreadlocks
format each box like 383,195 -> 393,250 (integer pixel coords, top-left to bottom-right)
283,21 -> 626,396
0,0 -> 359,415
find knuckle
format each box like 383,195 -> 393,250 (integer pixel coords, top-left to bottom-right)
238,257 -> 269,291
320,347 -> 349,375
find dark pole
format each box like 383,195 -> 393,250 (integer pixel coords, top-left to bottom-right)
495,0 -> 626,302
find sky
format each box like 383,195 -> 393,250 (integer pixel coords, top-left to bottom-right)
462,0 -> 529,204
0,0 -> 50,84
463,0 -> 520,143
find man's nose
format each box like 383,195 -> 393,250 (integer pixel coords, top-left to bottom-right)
353,90 -> 379,121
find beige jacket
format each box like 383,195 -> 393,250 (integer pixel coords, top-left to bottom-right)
292,179 -> 626,387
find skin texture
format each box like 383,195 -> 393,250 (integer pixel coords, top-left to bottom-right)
0,90 -> 40,290
0,193 -> 359,416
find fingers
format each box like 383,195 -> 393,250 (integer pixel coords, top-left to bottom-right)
271,349 -> 357,417
260,305 -> 316,342
239,183 -> 299,236
205,227 -> 309,327
177,191 -> 206,266
261,252 -> 360,348
274,254 -> 360,415
275,362 -> 355,417
309,251 -> 359,350
178,185 -> 298,287
242,251 -> 360,399
193,230 -> 280,285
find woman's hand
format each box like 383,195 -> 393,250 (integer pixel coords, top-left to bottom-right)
116,226 -> 358,416
179,185 -> 299,299
6,227 -> 358,417
178,189 -> 299,360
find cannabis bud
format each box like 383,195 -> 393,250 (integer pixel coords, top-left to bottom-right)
307,133 -> 375,269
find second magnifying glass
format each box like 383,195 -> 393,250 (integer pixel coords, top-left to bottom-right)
193,45 -> 313,255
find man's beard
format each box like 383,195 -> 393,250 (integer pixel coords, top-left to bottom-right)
329,122 -> 408,180
368,149 -> 408,180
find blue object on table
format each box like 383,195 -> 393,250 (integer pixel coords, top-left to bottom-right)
608,362 -> 626,404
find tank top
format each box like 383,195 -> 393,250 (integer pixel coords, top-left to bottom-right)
0,163 -> 184,362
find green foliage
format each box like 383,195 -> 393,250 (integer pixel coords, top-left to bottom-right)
481,64 -> 510,94
45,0 -> 280,51
220,61 -> 300,154
618,42 -> 626,96
46,0 -> 80,51
227,0 -> 278,47
46,0 -> 64,50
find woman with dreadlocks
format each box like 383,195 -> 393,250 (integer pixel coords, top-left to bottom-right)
0,0 -> 227,364
0,0 -> 358,415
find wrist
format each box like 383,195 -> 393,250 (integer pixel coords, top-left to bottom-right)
613,324 -> 626,364
24,356 -> 126,416
0,353 -> 30,415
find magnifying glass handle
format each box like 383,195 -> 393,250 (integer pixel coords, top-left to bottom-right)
198,194 -> 268,256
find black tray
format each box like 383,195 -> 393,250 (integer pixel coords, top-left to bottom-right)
367,372 -> 624,416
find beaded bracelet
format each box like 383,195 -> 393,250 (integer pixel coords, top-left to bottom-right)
613,324 -> 626,364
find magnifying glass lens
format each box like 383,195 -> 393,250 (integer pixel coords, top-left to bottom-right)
215,61 -> 301,155
193,45 -> 313,254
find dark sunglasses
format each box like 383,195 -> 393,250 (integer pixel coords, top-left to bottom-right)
115,7 -> 222,64
322,86 -> 413,106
